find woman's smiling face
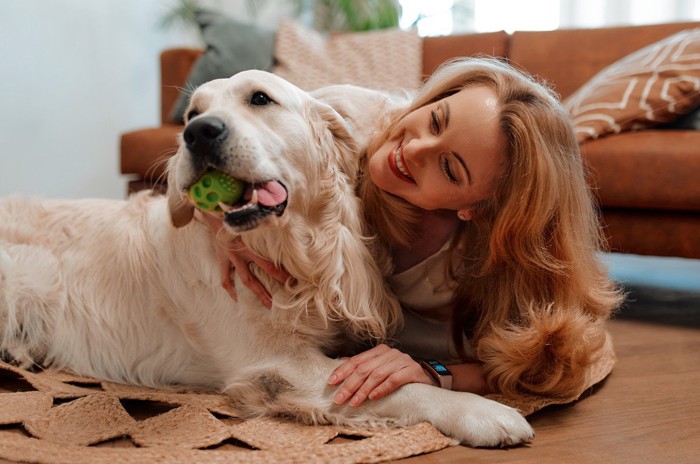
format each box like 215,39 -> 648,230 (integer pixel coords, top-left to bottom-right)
368,85 -> 507,220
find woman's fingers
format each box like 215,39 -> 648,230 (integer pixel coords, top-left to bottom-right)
250,254 -> 292,285
366,365 -> 432,401
224,241 -> 272,308
328,345 -> 391,385
197,213 -> 290,307
330,345 -> 432,406
217,252 -> 237,301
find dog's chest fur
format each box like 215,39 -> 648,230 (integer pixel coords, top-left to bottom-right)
0,194 -> 342,388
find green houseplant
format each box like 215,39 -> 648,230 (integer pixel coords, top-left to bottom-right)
161,0 -> 400,32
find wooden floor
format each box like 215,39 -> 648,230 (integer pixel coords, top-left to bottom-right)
399,317 -> 700,464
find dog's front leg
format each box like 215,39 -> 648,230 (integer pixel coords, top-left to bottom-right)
312,355 -> 534,447
351,380 -> 535,447
225,352 -> 534,448
302,357 -> 534,447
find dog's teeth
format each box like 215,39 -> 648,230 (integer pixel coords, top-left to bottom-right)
250,189 -> 259,205
218,202 -> 233,212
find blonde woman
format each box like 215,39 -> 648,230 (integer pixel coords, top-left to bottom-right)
203,57 -> 623,408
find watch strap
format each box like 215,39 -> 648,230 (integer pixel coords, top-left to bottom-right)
420,359 -> 452,390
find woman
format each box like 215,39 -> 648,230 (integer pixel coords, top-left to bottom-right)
203,57 -> 623,410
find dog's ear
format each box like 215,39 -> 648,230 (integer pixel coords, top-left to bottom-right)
168,188 -> 195,228
308,102 -> 359,180
276,100 -> 402,342
166,157 -> 195,228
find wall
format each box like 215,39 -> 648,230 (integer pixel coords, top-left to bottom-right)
0,0 -> 199,199
0,0 -> 298,200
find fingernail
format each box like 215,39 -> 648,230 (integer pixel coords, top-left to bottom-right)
368,392 -> 377,400
349,397 -> 360,407
328,374 -> 337,384
333,393 -> 344,404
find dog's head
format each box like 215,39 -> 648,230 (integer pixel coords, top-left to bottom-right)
166,70 -> 401,342
167,70 -> 358,233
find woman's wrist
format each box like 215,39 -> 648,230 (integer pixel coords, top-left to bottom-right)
420,360 -> 453,389
447,362 -> 490,395
421,366 -> 440,387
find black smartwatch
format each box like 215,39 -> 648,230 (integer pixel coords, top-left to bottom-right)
420,359 -> 452,390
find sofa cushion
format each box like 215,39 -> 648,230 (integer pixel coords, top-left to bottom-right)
272,20 -> 421,92
168,10 -> 276,123
601,209 -> 700,257
508,22 -> 700,101
581,131 -> 700,211
422,31 -> 508,78
564,28 -> 700,143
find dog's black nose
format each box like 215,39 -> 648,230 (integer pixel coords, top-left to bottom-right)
183,116 -> 228,160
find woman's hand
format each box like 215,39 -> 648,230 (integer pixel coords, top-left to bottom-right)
197,211 -> 290,308
328,344 -> 436,407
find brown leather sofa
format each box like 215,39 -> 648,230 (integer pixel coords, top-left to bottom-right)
121,21 -> 700,259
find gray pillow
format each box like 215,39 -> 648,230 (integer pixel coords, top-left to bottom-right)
169,10 -> 276,123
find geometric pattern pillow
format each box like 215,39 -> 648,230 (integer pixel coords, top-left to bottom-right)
273,20 -> 421,92
564,28 -> 700,143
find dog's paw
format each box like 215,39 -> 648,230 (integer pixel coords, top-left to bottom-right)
437,394 -> 535,448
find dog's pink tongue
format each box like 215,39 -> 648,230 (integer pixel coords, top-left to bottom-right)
256,181 -> 287,207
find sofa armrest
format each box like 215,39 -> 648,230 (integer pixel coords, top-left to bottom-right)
160,48 -> 204,124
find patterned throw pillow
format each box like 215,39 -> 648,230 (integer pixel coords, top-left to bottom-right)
272,20 -> 421,92
564,28 -> 700,143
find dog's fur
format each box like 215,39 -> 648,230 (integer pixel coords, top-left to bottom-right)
0,71 -> 533,447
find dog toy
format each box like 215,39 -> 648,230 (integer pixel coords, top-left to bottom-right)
188,170 -> 245,213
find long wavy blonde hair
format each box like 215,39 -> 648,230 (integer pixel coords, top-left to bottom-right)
358,57 -> 623,399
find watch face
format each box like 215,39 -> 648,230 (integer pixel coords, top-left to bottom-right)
427,360 -> 450,375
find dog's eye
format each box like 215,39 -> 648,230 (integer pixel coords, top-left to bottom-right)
250,91 -> 273,106
186,110 -> 200,121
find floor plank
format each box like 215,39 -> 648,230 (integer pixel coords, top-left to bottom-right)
398,319 -> 700,463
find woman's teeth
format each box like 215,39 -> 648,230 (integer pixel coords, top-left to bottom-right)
394,147 -> 413,180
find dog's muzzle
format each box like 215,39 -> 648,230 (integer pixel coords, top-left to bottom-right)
221,180 -> 288,231
182,116 -> 289,231
183,116 -> 228,171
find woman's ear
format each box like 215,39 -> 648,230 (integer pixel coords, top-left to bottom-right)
457,209 -> 473,221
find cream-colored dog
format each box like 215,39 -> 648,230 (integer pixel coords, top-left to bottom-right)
0,70 -> 533,447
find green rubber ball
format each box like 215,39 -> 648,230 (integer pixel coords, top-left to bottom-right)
188,170 -> 245,213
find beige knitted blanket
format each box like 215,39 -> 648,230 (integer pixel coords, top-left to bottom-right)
0,332 -> 614,463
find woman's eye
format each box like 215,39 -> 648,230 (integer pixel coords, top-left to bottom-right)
250,91 -> 273,106
186,110 -> 199,121
430,110 -> 440,134
442,157 -> 458,184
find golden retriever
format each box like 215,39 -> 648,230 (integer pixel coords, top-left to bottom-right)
0,70 -> 533,447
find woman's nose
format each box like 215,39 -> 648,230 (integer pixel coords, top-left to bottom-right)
403,135 -> 439,162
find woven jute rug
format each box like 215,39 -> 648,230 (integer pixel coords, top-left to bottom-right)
0,333 -> 615,463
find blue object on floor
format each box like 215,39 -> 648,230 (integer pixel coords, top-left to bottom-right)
602,253 -> 700,293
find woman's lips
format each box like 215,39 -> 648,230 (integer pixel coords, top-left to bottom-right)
388,143 -> 415,183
